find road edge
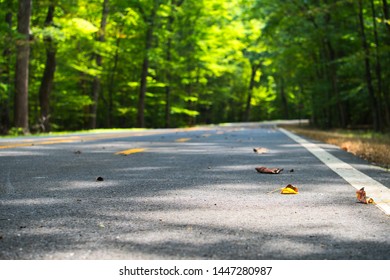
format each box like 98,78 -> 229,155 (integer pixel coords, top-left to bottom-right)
280,128 -> 390,216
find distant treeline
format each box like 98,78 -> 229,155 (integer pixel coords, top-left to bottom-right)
1,0 -> 389,134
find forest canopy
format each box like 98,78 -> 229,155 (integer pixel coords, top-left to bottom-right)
1,0 -> 389,134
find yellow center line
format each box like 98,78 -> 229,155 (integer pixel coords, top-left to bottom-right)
0,138 -> 81,149
115,148 -> 146,155
175,138 -> 191,142
0,130 -> 168,150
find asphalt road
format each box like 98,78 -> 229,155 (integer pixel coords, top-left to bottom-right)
0,123 -> 389,260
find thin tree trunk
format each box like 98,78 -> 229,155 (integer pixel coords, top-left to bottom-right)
0,5 -> 12,134
382,0 -> 390,129
326,39 -> 347,128
137,0 -> 158,128
164,14 -> 173,128
244,64 -> 259,121
90,0 -> 109,129
164,0 -> 184,128
358,0 -> 381,131
38,3 -> 56,132
14,0 -> 32,134
279,76 -> 289,119
371,0 -> 390,128
383,0 -> 390,33
107,35 -> 121,128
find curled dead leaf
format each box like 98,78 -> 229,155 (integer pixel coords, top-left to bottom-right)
356,187 -> 374,204
356,187 -> 367,203
255,166 -> 283,174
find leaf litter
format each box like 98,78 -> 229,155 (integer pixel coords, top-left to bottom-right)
255,166 -> 283,174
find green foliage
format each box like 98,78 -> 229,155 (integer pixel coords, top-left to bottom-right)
7,127 -> 24,136
1,0 -> 389,133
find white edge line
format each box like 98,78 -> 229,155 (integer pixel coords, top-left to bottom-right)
279,128 -> 390,216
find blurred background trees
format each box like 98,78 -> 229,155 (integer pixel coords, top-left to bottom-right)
0,0 -> 389,134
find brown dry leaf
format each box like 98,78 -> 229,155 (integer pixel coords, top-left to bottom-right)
356,187 -> 375,204
356,187 -> 367,203
255,166 -> 283,174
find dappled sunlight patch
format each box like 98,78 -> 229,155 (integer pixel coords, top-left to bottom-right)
263,238 -> 326,257
211,165 -> 257,171
51,180 -> 120,191
1,197 -> 70,206
0,150 -> 50,156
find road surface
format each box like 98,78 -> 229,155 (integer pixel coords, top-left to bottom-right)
0,123 -> 389,259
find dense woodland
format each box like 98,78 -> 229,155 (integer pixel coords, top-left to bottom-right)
0,0 -> 389,134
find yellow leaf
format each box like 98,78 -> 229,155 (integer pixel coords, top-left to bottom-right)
280,184 -> 299,194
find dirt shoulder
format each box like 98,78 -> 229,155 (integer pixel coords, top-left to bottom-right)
280,124 -> 390,170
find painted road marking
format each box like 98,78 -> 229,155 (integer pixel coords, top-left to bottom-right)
175,138 -> 191,142
280,128 -> 390,216
115,148 -> 146,155
0,130 -> 169,150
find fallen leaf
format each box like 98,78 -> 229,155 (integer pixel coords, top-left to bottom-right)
356,187 -> 367,203
356,187 -> 374,204
253,147 -> 268,154
255,166 -> 283,174
281,184 -> 299,194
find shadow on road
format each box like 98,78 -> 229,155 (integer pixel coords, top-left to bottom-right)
1,127 -> 389,259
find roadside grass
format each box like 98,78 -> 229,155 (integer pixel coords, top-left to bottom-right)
281,124 -> 390,170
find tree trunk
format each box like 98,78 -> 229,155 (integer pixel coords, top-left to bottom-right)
38,3 -> 56,132
383,0 -> 390,33
382,0 -> 390,129
371,0 -> 390,128
164,14 -> 174,128
137,0 -> 158,128
358,0 -> 381,131
107,35 -> 121,128
14,0 -> 32,134
0,4 -> 12,134
279,76 -> 289,120
90,0 -> 109,129
325,39 -> 347,128
244,64 -> 259,121
164,0 -> 184,128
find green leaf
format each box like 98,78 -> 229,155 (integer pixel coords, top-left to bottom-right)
171,107 -> 200,117
70,18 -> 99,34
